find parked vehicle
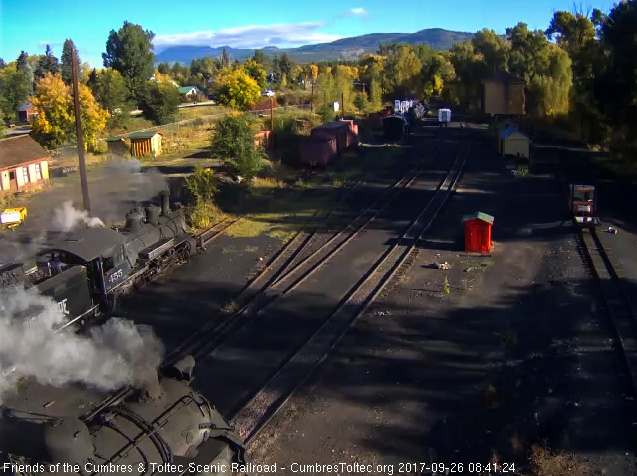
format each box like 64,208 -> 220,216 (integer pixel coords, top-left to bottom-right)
438,108 -> 451,127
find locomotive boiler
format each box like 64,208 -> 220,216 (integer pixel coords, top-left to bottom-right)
0,356 -> 247,476
0,190 -> 200,331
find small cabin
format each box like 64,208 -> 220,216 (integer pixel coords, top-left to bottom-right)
17,102 -> 38,124
127,131 -> 163,158
0,135 -> 50,194
499,126 -> 529,159
105,136 -> 129,157
482,72 -> 526,116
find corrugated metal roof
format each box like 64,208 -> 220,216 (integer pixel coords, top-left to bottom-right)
105,135 -> 125,142
463,212 -> 494,224
127,131 -> 162,140
178,86 -> 199,94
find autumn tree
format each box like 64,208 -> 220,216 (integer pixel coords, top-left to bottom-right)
210,113 -> 265,182
103,21 -> 155,103
140,72 -> 180,125
35,45 -> 60,80
0,65 -> 30,119
31,73 -> 107,149
213,68 -> 261,110
60,39 -> 80,85
471,29 -> 510,73
380,44 -> 422,97
243,59 -> 267,89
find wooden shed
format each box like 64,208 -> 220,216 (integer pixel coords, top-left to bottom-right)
128,131 -> 163,158
105,135 -> 129,156
482,72 -> 526,116
499,127 -> 529,159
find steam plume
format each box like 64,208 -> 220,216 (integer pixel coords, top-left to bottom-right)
51,201 -> 105,232
0,285 -> 163,402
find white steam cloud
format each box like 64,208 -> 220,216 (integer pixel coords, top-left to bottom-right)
0,285 -> 163,402
51,201 -> 105,232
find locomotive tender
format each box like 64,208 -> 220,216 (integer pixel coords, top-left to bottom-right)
0,190 -> 200,331
0,357 -> 247,476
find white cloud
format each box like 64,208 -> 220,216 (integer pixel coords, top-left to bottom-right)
153,22 -> 342,49
350,7 -> 368,16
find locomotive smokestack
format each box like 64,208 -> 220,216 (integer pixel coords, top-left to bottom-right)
136,370 -> 163,401
160,190 -> 170,217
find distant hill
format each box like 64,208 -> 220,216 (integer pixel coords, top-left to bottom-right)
155,28 -> 474,65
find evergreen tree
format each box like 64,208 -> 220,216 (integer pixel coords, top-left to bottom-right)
103,21 -> 155,104
35,45 -> 60,80
0,58 -> 5,70
16,51 -> 28,72
60,39 -> 80,85
220,49 -> 230,69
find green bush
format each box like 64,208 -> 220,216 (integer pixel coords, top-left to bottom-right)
210,113 -> 266,182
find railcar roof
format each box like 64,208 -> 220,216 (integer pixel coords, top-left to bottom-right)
39,228 -> 126,261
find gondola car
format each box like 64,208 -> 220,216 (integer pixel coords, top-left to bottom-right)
0,190 -> 201,331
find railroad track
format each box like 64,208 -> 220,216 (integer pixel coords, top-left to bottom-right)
83,145 -> 424,420
228,139 -> 470,443
577,225 -> 637,427
168,144 -> 444,365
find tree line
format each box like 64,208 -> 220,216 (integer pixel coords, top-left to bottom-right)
0,1 -> 635,157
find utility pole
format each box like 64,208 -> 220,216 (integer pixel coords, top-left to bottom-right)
311,82 -> 314,113
72,44 -> 90,212
341,92 -> 344,118
270,95 -> 274,131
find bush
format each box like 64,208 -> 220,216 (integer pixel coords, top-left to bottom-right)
210,113 -> 266,182
185,165 -> 220,229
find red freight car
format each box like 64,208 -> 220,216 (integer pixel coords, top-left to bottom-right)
311,121 -> 360,154
298,135 -> 337,167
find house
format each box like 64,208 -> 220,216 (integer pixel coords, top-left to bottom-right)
178,86 -> 201,101
17,102 -> 38,124
105,135 -> 129,157
0,135 -> 50,194
499,127 -> 530,159
482,72 -> 526,116
128,131 -> 163,158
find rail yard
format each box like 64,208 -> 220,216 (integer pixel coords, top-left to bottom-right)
1,112 -> 637,476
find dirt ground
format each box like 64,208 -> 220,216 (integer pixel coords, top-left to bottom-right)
246,133 -> 634,475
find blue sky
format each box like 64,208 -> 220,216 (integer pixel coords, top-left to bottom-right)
0,0 -> 614,68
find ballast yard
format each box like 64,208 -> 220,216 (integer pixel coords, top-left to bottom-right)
2,121 -> 637,475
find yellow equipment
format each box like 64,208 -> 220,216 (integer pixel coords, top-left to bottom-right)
1,207 -> 27,229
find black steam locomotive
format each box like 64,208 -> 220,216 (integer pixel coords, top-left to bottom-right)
0,356 -> 247,475
0,190 -> 200,331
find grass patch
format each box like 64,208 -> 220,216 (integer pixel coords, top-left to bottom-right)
188,200 -> 225,230
221,300 -> 239,313
224,217 -> 272,238
525,444 -> 594,476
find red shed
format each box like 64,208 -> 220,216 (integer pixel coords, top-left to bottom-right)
463,212 -> 494,253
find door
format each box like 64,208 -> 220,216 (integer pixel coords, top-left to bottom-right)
8,170 -> 17,192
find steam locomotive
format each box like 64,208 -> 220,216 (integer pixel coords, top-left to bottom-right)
0,190 -> 200,331
0,356 -> 247,475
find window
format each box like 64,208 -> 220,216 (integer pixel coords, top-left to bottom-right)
34,163 -> 42,180
21,167 -> 28,183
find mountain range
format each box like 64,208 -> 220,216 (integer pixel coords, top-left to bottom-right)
154,28 -> 474,65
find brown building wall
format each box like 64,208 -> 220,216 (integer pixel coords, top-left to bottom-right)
483,81 -> 525,116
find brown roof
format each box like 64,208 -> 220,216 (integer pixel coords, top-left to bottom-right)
483,72 -> 525,84
0,135 -> 50,170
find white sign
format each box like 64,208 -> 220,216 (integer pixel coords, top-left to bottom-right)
332,102 -> 340,112
57,298 -> 69,315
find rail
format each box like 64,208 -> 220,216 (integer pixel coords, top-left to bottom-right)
231,140 -> 469,443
